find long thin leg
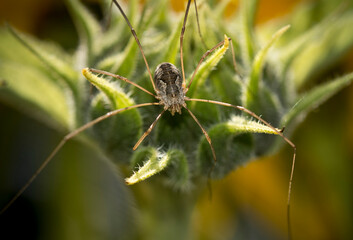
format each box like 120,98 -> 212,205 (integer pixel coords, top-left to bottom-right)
193,0 -> 208,49
186,38 -> 229,91
185,36 -> 239,92
133,109 -> 166,150
186,97 -> 296,239
184,105 -> 217,198
185,105 -> 216,198
181,0 -> 218,88
184,106 -> 217,165
180,0 -> 193,88
0,102 -> 161,215
89,68 -> 156,97
111,0 -> 156,91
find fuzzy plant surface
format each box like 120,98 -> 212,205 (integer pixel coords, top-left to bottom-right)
1,0 -> 353,238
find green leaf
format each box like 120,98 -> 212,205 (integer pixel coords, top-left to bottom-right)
97,34 -> 139,79
244,25 -> 290,110
210,67 -> 243,107
126,147 -> 171,185
7,26 -> 79,94
289,12 -> 353,88
0,28 -> 43,68
228,115 -> 281,135
239,0 -> 258,67
162,15 -> 184,65
138,0 -> 167,33
112,37 -> 139,78
282,72 -> 353,126
187,35 -> 230,97
82,68 -> 143,162
214,0 -> 233,18
128,147 -> 191,190
0,61 -> 70,129
198,115 -> 280,178
162,149 -> 191,191
277,8 -> 340,77
82,68 -> 135,109
64,0 -> 101,64
127,0 -> 139,28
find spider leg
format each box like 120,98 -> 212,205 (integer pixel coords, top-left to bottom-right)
184,106 -> 217,171
0,102 -> 160,214
186,97 -> 296,239
111,0 -> 156,91
133,109 -> 166,151
186,38 -> 231,92
193,0 -> 208,49
88,68 -> 156,97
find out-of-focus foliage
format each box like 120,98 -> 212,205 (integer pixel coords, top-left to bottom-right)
0,0 -> 353,239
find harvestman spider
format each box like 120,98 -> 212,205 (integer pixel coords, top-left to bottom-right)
1,0 -> 296,238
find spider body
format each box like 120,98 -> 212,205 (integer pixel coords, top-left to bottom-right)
154,62 -> 186,115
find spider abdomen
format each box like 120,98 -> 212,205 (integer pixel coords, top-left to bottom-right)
154,62 -> 186,115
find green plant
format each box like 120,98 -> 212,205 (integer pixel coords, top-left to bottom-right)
1,0 -> 353,239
